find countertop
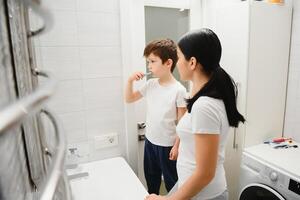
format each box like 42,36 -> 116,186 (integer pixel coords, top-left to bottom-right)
68,157 -> 148,200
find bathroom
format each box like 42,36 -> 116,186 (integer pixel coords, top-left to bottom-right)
0,0 -> 300,200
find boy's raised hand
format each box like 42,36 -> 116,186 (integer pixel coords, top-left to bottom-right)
128,71 -> 146,82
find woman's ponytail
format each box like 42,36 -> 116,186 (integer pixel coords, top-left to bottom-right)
186,66 -> 245,127
180,28 -> 245,127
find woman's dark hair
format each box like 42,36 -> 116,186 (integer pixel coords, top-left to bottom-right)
178,28 -> 245,127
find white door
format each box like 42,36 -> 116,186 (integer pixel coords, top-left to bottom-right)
120,0 -> 202,182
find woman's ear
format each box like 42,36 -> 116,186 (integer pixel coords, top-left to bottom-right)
189,57 -> 197,70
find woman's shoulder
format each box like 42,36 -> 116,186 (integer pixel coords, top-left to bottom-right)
193,96 -> 225,112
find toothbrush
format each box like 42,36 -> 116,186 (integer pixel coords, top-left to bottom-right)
144,72 -> 152,76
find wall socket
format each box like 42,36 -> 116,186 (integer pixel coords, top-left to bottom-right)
94,133 -> 118,149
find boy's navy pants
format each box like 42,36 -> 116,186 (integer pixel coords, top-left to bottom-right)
144,138 -> 178,194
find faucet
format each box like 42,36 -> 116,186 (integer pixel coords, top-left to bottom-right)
68,147 -> 78,155
66,147 -> 79,169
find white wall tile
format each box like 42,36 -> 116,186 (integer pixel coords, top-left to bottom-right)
84,108 -> 124,137
59,111 -> 86,143
88,146 -> 122,163
42,0 -> 76,11
77,12 -> 120,46
32,0 -> 125,162
66,129 -> 86,144
82,77 -> 123,110
42,60 -> 82,80
80,46 -> 122,78
48,80 -> 84,114
39,46 -> 80,61
39,11 -> 78,46
38,47 -> 81,80
76,0 -> 119,13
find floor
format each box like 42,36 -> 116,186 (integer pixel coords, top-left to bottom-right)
159,181 -> 168,195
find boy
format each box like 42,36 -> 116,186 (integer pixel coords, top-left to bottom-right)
125,39 -> 187,194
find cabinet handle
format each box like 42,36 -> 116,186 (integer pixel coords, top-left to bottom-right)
233,81 -> 241,150
233,128 -> 238,150
138,133 -> 145,141
137,122 -> 146,141
137,122 -> 146,130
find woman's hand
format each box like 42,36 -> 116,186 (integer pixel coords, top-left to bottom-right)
145,194 -> 168,200
169,145 -> 178,160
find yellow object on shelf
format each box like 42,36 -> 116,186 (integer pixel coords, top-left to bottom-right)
268,0 -> 284,4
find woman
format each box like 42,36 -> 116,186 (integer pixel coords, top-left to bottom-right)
145,28 -> 245,200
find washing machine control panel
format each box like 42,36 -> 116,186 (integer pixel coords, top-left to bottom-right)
262,166 -> 284,185
269,171 -> 278,182
288,179 -> 300,196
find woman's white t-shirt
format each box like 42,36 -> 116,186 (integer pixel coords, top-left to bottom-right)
176,96 -> 230,199
139,78 -> 186,146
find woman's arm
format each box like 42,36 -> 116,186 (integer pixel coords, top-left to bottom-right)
168,134 -> 219,200
146,134 -> 219,200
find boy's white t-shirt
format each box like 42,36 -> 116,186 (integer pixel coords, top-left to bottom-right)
139,78 -> 186,147
176,96 -> 230,199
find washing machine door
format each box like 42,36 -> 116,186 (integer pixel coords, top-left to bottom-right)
239,183 -> 286,200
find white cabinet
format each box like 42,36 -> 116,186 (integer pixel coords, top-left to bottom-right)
202,0 -> 292,199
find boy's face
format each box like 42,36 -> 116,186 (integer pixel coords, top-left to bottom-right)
146,53 -> 171,77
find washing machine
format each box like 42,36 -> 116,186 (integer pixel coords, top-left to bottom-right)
239,143 -> 300,200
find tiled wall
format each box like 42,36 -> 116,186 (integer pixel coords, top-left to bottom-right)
31,0 -> 125,163
284,0 -> 300,142
29,0 -> 300,164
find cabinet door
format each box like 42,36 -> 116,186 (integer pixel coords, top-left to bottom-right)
244,1 -> 292,147
213,2 -> 249,199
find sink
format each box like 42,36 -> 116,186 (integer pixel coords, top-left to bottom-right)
66,164 -> 89,181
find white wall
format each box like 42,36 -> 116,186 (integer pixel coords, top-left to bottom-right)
30,0 -> 126,163
284,0 -> 300,142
